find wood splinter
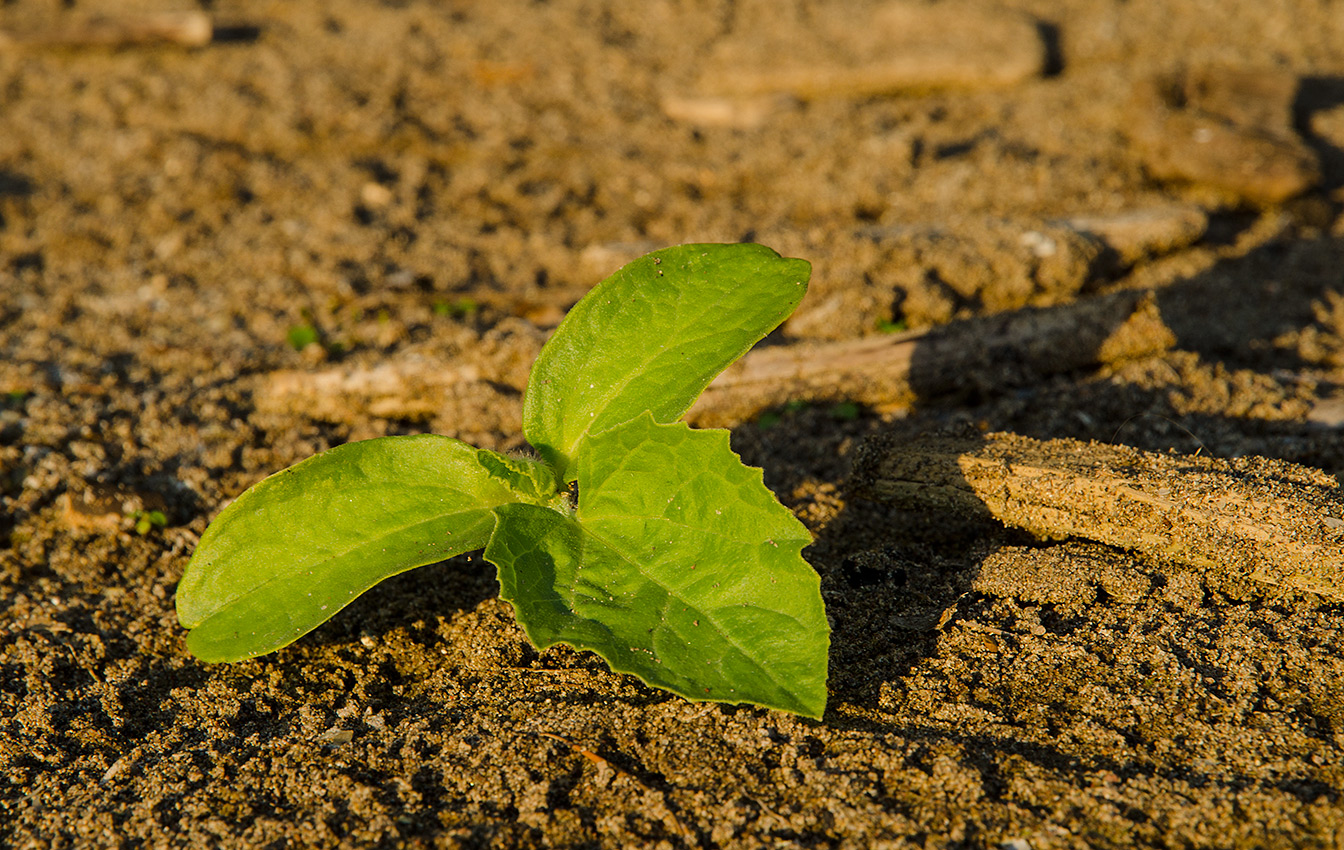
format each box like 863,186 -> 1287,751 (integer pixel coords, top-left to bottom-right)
0,12 -> 213,49
689,289 -> 1173,427
850,431 -> 1344,599
532,731 -> 689,838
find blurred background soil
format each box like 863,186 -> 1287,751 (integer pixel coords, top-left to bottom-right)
3,1 -> 1344,847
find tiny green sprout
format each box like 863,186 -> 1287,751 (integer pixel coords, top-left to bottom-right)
177,244 -> 830,718
131,509 -> 168,536
286,322 -> 321,351
434,297 -> 479,319
758,399 -> 811,430
876,317 -> 907,334
3,390 -> 30,408
830,402 -> 860,421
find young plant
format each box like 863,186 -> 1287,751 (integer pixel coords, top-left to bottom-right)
176,244 -> 829,718
130,509 -> 168,536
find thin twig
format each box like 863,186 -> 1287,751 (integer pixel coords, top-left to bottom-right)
530,731 -> 691,840
0,12 -> 213,49
687,289 -> 1173,426
258,289 -> 1174,429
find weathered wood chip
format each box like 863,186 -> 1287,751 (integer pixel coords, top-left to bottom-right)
850,431 -> 1344,599
658,94 -> 787,129
0,12 -> 213,49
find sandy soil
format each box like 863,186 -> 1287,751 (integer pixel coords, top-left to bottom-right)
3,1 -> 1344,847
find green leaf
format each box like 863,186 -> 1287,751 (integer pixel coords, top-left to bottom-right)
486,414 -> 829,718
522,243 -> 811,478
474,449 -> 560,505
177,435 -> 525,662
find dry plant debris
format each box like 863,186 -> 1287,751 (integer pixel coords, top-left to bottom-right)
851,430 -> 1344,599
0,11 -> 213,49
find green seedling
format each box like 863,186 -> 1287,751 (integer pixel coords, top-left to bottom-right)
130,509 -> 167,536
433,297 -> 479,319
830,402 -> 860,421
286,322 -> 321,351
177,244 -> 830,718
757,399 -> 812,430
287,317 -> 347,356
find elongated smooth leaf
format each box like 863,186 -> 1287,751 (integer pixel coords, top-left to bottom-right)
486,414 -> 829,718
177,437 -> 527,662
522,243 -> 811,477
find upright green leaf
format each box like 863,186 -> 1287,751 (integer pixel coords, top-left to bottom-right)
486,414 -> 829,718
522,243 -> 811,478
177,436 -> 526,662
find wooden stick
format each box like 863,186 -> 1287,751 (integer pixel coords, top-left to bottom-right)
258,288 -> 1174,428
0,12 -> 213,49
849,431 -> 1344,599
687,289 -> 1173,426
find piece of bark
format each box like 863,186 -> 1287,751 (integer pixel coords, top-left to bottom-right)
261,361 -> 482,423
688,289 -> 1173,427
849,431 -> 1344,599
659,94 -> 787,129
0,12 -> 213,49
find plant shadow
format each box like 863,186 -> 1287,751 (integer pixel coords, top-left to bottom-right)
303,553 -> 501,651
811,222 -> 1344,726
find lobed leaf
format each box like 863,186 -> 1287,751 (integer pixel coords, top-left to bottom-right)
522,243 -> 811,478
177,436 -> 528,662
486,414 -> 829,718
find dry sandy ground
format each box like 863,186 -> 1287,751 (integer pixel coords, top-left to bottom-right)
3,1 -> 1344,847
